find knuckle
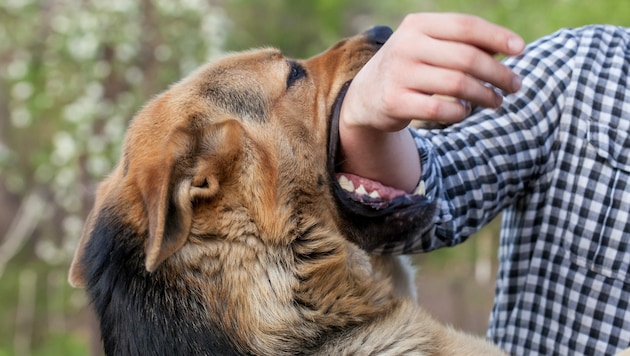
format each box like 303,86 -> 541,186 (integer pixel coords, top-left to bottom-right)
400,13 -> 431,31
447,73 -> 469,96
380,90 -> 400,115
422,99 -> 442,118
452,14 -> 473,33
452,14 -> 483,37
406,13 -> 424,22
400,13 -> 419,28
457,50 -> 478,71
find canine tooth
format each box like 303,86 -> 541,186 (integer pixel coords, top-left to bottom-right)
369,190 -> 381,199
413,180 -> 426,195
338,175 -> 355,192
355,185 -> 368,196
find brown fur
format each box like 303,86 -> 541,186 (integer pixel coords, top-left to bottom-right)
69,29 -> 506,355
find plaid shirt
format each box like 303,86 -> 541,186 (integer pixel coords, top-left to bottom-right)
378,25 -> 630,355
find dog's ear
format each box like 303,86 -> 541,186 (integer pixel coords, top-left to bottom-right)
143,119 -> 243,272
68,179 -> 114,288
68,117 -> 244,282
68,209 -> 96,287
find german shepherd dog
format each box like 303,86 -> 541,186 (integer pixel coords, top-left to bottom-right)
69,26 -> 506,355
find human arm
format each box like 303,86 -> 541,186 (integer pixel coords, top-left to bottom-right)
369,25 -> 587,253
338,13 -> 525,193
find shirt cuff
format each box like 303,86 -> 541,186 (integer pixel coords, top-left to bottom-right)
410,128 -> 440,202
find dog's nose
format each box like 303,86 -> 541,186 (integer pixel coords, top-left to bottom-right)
364,26 -> 393,45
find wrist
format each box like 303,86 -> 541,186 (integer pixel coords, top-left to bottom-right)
338,122 -> 421,193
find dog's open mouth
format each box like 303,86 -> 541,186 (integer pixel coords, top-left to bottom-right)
335,172 -> 426,208
327,82 -> 437,251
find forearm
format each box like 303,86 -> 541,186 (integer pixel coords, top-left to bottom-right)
338,122 -> 421,193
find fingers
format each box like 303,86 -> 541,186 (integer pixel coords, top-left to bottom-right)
340,12 -> 526,130
392,13 -> 523,99
388,51 -> 506,109
401,13 -> 525,56
346,74 -> 471,128
406,35 -> 522,96
391,92 -> 472,124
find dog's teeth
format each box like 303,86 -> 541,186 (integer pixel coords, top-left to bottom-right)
338,175 -> 355,192
355,185 -> 368,196
369,190 -> 381,199
413,180 -> 426,196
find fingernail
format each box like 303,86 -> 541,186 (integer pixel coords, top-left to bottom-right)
512,75 -> 522,92
459,99 -> 471,114
494,93 -> 503,108
508,37 -> 525,53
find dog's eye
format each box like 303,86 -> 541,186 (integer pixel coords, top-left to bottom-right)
287,61 -> 306,89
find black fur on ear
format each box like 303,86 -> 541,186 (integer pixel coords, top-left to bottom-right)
68,177 -> 116,288
78,206 -> 242,355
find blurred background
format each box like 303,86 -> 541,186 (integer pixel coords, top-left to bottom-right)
1,0 -> 629,354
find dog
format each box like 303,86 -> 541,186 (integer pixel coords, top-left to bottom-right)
68,26 -> 506,355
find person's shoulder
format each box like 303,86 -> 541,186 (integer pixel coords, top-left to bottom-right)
572,24 -> 629,36
550,24 -> 630,46
518,24 -> 629,65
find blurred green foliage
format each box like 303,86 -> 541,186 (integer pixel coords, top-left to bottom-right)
434,0 -> 630,43
1,1 -> 228,354
0,0 -> 628,354
222,0 -> 630,52
221,0 -> 409,56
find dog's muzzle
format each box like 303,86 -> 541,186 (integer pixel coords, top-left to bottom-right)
364,25 -> 393,46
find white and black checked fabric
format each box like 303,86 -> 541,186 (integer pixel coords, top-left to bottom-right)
376,25 -> 630,354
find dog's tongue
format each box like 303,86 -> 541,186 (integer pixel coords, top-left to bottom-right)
336,173 -> 407,200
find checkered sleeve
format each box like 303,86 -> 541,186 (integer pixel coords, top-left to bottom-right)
375,26 -> 582,255
374,25 -> 630,355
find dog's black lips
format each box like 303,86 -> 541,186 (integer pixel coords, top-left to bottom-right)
327,81 -> 437,251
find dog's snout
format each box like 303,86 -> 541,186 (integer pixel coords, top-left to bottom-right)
364,26 -> 393,45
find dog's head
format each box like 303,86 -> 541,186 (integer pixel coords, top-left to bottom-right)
68,26 -> 433,352
70,25 -> 432,285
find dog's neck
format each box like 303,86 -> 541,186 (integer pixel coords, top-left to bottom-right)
82,204 -> 398,355
185,215 -> 399,354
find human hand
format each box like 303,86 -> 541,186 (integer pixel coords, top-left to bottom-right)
341,13 -> 525,131
337,13 -> 525,192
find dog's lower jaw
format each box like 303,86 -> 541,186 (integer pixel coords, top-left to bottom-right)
327,82 -> 437,251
